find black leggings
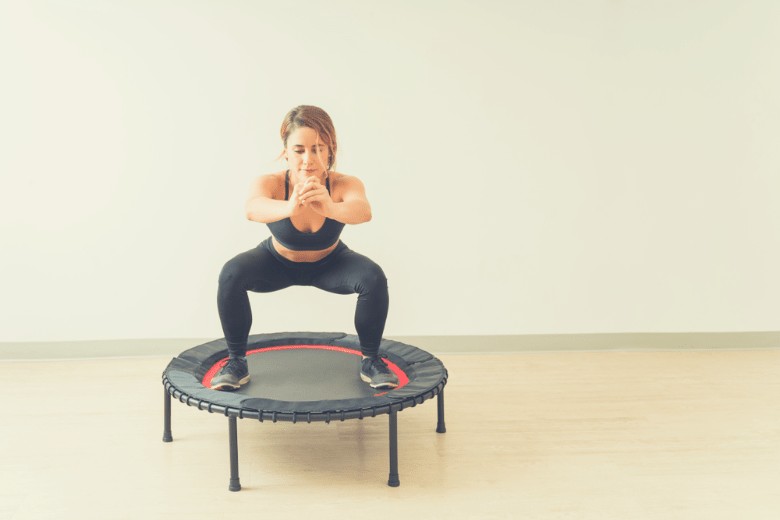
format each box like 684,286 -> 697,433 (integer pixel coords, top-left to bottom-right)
217,237 -> 389,358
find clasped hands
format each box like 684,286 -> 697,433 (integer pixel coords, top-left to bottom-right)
289,176 -> 333,217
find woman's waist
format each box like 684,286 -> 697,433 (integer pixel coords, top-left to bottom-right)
266,236 -> 344,264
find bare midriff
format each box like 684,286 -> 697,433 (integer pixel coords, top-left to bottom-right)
271,236 -> 340,263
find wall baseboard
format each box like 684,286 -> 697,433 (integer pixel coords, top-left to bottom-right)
0,331 -> 778,360
394,332 -> 780,354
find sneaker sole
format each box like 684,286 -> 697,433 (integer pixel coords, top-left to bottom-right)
211,375 -> 250,391
360,372 -> 398,390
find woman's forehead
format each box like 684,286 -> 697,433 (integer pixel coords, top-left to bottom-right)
288,127 -> 326,147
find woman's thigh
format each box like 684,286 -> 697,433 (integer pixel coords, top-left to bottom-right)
309,247 -> 388,295
220,243 -> 296,293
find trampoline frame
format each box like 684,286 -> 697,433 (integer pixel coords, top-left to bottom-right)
161,334 -> 447,491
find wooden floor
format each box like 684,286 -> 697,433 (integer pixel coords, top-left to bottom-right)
1,349 -> 778,519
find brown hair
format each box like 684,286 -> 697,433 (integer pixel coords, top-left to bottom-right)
279,105 -> 337,170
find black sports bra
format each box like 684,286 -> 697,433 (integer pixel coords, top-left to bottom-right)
266,171 -> 345,251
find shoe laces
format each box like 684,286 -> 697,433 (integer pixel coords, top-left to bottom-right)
370,357 -> 391,374
221,357 -> 246,376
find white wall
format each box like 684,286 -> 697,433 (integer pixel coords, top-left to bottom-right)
1,0 -> 778,342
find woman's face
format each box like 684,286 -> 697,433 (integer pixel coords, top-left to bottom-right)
284,126 -> 330,177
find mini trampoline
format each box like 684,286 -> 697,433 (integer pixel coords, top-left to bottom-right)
162,332 -> 448,491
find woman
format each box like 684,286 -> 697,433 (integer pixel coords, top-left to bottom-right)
213,105 -> 398,391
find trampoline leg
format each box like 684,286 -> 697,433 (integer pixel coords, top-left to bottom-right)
436,389 -> 447,434
388,411 -> 400,487
163,386 -> 173,442
228,416 -> 241,492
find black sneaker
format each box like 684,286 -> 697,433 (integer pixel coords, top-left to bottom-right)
360,357 -> 399,389
210,357 -> 250,391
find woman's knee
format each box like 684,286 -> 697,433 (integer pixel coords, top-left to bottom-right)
218,257 -> 249,290
358,263 -> 388,294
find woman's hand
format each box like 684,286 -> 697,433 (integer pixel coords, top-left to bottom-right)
297,176 -> 334,217
286,180 -> 304,215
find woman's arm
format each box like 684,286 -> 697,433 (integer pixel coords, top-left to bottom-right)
328,175 -> 372,224
244,174 -> 294,223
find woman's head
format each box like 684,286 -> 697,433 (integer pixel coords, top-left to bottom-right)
280,105 -> 337,176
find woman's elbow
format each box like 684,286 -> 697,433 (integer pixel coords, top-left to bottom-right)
359,205 -> 372,223
245,210 -> 263,223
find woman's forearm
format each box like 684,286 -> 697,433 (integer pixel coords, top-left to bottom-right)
245,197 -> 291,223
328,200 -> 372,224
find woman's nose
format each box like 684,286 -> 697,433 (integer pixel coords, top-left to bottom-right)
303,152 -> 320,165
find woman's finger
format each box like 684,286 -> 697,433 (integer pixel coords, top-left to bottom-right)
302,185 -> 326,198
299,181 -> 321,196
303,192 -> 330,206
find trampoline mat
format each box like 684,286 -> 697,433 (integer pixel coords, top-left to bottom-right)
202,346 -> 409,400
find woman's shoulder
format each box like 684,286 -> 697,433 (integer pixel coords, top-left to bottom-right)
263,170 -> 287,181
329,171 -> 364,187
329,171 -> 368,202
249,170 -> 287,199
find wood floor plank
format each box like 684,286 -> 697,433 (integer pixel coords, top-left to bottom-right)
0,349 -> 778,519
